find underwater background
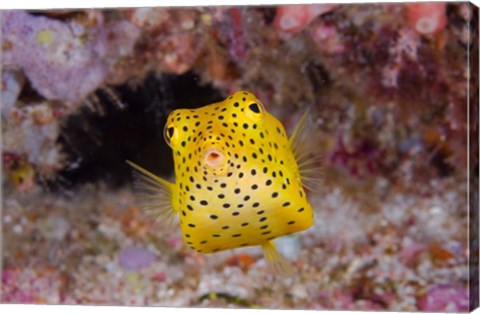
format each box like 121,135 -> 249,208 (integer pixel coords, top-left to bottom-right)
1,3 -> 478,311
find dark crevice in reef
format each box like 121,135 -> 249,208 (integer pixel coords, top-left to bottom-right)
51,71 -> 223,192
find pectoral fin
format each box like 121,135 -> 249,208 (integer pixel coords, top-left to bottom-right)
288,111 -> 323,191
126,160 -> 177,223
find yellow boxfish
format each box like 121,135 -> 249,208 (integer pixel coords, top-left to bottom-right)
127,91 -> 320,276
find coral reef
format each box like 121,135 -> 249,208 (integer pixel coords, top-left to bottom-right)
274,4 -> 338,35
2,10 -> 140,103
1,2 -> 477,311
406,3 -> 447,35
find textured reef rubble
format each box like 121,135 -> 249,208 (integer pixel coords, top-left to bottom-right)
1,3 -> 478,311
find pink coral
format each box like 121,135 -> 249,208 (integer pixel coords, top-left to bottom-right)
2,267 -> 64,303
399,243 -> 425,266
417,285 -> 469,311
274,4 -> 338,34
1,11 -> 140,103
406,3 -> 447,35
228,7 -> 247,61
128,8 -> 201,75
328,135 -> 386,179
309,21 -> 345,54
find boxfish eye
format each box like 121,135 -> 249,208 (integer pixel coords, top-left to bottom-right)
245,101 -> 265,121
167,127 -> 175,138
248,103 -> 261,114
164,124 -> 176,146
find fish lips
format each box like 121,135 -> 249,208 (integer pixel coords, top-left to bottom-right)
202,146 -> 229,176
203,147 -> 226,167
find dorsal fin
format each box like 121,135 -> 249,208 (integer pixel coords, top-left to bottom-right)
288,111 -> 323,191
126,160 -> 177,224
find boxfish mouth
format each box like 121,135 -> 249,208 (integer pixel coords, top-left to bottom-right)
203,147 -> 226,168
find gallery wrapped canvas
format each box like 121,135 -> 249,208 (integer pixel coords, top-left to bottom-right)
1,1 -> 478,312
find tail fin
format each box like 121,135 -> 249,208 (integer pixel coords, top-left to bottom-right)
261,240 -> 294,277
